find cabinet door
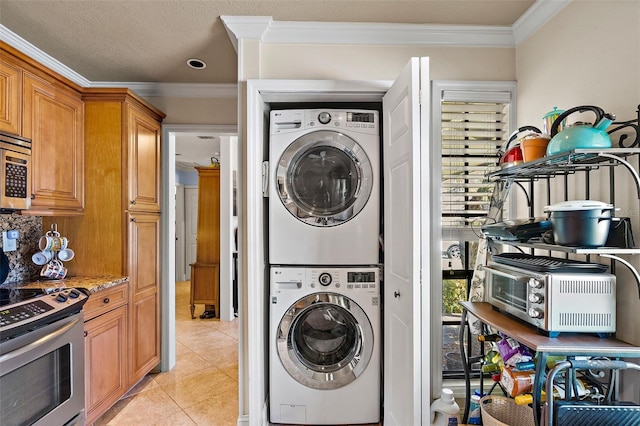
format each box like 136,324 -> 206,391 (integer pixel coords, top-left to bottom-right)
127,211 -> 161,386
84,305 -> 128,425
23,73 -> 84,214
127,104 -> 161,212
0,58 -> 21,135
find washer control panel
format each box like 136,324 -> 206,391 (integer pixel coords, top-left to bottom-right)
271,266 -> 380,293
312,267 -> 380,291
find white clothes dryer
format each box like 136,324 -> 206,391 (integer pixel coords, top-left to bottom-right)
269,109 -> 380,265
269,266 -> 381,425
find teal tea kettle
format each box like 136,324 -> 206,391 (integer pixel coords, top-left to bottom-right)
546,105 -> 616,156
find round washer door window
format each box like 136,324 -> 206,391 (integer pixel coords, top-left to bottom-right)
276,130 -> 373,227
276,293 -> 374,390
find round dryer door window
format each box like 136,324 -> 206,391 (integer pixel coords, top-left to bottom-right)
276,130 -> 373,227
276,293 -> 374,390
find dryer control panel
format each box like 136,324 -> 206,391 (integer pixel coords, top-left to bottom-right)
270,109 -> 379,136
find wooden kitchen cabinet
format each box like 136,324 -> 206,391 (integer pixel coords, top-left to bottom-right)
22,73 -> 84,215
49,88 -> 164,390
83,283 -> 129,426
190,166 -> 221,318
0,57 -> 22,135
127,104 -> 162,212
1,42 -> 85,215
127,211 -> 161,386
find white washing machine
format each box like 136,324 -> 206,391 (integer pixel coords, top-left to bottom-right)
269,266 -> 381,425
269,109 -> 380,265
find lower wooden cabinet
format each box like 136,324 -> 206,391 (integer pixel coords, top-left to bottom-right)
83,283 -> 128,425
127,212 -> 161,387
190,262 -> 220,319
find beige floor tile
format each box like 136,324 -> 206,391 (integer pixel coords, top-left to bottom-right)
124,374 -> 160,397
95,281 -> 239,425
155,410 -> 198,425
181,392 -> 239,426
161,366 -> 238,409
153,350 -> 213,386
177,328 -> 232,350
96,387 -> 182,425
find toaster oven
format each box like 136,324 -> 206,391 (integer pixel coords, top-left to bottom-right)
483,256 -> 616,336
0,132 -> 31,211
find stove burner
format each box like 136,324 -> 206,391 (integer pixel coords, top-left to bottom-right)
0,288 -> 45,307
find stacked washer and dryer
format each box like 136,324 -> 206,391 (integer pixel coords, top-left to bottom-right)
268,109 -> 382,425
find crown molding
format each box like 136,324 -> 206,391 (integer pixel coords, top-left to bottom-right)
224,17 -> 515,48
89,81 -> 238,98
223,0 -> 571,48
0,25 -> 92,87
268,21 -> 515,47
220,16 -> 272,52
512,0 -> 571,44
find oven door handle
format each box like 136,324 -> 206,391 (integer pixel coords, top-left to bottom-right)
0,316 -> 80,363
481,265 -> 530,282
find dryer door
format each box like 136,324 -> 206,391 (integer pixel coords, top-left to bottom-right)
276,292 -> 374,390
276,130 -> 373,227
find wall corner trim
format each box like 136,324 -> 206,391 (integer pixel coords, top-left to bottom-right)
512,0 -> 572,45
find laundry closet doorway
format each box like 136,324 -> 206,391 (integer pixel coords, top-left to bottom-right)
244,57 -> 437,425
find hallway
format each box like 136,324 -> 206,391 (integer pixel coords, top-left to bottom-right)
94,281 -> 239,425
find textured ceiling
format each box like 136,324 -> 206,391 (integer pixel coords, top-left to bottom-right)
0,0 -> 535,84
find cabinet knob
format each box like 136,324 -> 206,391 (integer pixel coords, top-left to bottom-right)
394,291 -> 400,298
130,218 -> 137,222
130,200 -> 136,205
83,331 -> 88,337
103,297 -> 110,304
31,194 -> 36,199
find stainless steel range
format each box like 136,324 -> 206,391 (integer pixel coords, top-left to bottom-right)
0,286 -> 89,426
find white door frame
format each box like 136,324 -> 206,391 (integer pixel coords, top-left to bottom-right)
160,124 -> 237,373
183,185 -> 199,281
175,183 -> 186,282
244,78 -> 434,425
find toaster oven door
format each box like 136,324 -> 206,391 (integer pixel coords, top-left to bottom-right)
484,265 -> 536,325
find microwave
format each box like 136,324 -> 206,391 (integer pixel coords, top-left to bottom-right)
0,132 -> 31,211
483,261 -> 616,335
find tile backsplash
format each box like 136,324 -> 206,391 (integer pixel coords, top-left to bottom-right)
0,213 -> 42,285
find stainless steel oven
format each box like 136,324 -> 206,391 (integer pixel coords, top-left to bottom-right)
0,132 -> 32,212
0,287 -> 89,426
483,253 -> 617,335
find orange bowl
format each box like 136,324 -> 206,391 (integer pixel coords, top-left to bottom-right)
521,137 -> 550,162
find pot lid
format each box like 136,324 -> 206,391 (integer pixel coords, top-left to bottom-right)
544,200 -> 614,212
543,106 -> 565,119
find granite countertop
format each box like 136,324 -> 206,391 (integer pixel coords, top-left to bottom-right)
9,276 -> 129,294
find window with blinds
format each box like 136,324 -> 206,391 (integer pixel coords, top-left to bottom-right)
437,86 -> 515,240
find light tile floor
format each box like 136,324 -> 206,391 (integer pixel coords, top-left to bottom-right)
94,281 -> 239,426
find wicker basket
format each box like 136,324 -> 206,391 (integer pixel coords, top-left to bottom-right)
480,396 -> 535,426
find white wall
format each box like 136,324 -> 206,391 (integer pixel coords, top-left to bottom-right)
261,44 -> 516,81
515,0 -> 640,401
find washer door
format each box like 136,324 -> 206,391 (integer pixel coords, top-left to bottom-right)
276,130 -> 373,227
276,292 -> 374,390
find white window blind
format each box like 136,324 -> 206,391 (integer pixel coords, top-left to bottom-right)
440,90 -> 512,237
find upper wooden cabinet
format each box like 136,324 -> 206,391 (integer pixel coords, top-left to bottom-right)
22,73 -> 84,214
127,104 -> 162,212
1,42 -> 85,216
0,58 -> 22,135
